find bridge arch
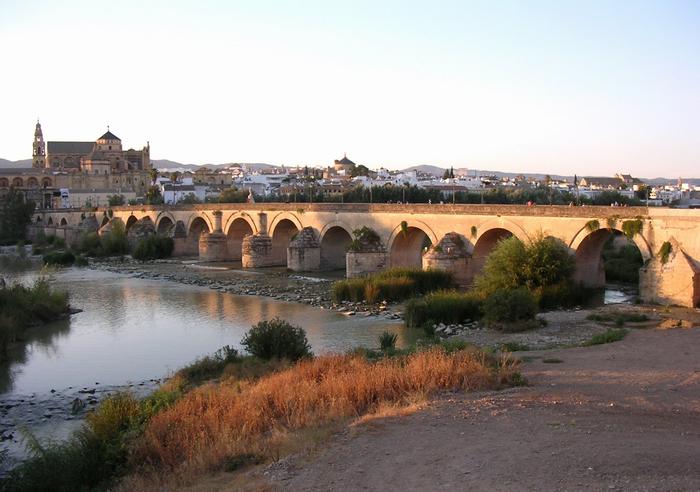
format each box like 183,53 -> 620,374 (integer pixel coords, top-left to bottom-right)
470,227 -> 522,280
155,211 -> 176,235
27,177 -> 39,188
186,213 -> 214,235
569,224 -> 651,261
157,216 -> 175,235
60,217 -> 68,226
270,218 -> 301,266
320,223 -> 354,270
388,220 -> 437,268
125,215 -> 138,232
188,216 -> 211,257
268,212 -> 304,237
572,227 -> 648,288
12,177 -> 23,187
226,217 -> 255,261
47,217 -> 53,226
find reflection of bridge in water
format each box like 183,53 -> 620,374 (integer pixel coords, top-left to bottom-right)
30,204 -> 700,307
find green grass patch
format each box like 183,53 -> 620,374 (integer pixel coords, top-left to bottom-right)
333,268 -> 455,303
584,328 -> 629,346
405,290 -> 483,328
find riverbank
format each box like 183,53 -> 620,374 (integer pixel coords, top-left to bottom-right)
264,324 -> 700,491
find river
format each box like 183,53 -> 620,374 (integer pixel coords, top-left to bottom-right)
0,264 -> 408,468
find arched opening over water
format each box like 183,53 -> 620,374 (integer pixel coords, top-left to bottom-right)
125,215 -> 138,232
227,218 -> 254,261
470,228 -> 515,280
320,226 -> 352,270
60,218 -> 68,226
100,215 -> 110,227
390,226 -> 432,268
271,219 -> 300,266
157,216 -> 174,235
575,229 -> 644,295
188,217 -> 211,257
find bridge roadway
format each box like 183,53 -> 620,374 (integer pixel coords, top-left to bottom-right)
30,204 -> 700,307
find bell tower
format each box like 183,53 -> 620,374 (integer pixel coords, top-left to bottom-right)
32,120 -> 46,168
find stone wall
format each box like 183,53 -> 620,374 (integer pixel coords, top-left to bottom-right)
287,227 -> 320,271
347,252 -> 388,278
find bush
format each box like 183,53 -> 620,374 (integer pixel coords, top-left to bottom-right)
405,290 -> 483,328
379,331 -> 398,352
132,236 -> 174,261
332,278 -> 366,303
78,232 -> 102,256
43,250 -> 76,266
534,281 -> 599,310
241,318 -> 312,361
177,345 -> 240,384
483,288 -> 537,326
474,234 -> 575,296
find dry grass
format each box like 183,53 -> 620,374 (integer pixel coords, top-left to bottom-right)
126,347 -> 518,487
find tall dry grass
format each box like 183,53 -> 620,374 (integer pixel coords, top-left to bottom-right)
132,347 -> 518,481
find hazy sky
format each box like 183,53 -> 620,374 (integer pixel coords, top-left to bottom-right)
1,0 -> 698,177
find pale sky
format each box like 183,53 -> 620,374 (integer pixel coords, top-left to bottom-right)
1,0 -> 698,177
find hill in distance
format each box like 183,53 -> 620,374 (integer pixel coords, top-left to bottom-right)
1,157 -> 696,184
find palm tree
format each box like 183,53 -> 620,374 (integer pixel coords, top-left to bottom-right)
149,168 -> 159,185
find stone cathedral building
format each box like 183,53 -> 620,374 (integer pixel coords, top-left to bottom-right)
0,122 -> 152,207
32,121 -> 151,173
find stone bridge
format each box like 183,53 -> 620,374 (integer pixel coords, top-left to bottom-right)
29,203 -> 700,307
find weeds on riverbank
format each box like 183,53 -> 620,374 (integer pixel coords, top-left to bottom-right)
132,345 -> 519,484
0,277 -> 69,356
405,290 -> 483,329
332,268 -> 455,303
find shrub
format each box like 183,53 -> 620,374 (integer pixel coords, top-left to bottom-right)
534,281 -> 598,310
177,345 -> 240,384
332,278 -> 366,303
78,232 -> 102,256
483,288 -> 537,326
241,318 -> 312,361
43,250 -> 76,266
379,331 -> 398,352
132,236 -> 174,261
621,219 -> 643,239
405,290 -> 483,328
332,268 -> 454,303
658,241 -> 672,264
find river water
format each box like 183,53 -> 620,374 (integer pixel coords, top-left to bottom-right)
0,265 -> 407,466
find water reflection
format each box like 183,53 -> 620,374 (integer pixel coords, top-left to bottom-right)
1,268 -> 405,396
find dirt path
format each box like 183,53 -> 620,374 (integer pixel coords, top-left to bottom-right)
272,327 -> 700,491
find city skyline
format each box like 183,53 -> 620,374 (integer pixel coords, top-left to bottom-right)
1,0 -> 699,177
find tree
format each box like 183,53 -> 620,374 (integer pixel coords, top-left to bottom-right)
442,169 -> 450,179
350,164 -> 370,177
0,187 -> 35,245
107,194 -> 125,206
474,234 -> 575,295
218,188 -> 248,203
170,171 -> 181,183
149,168 -> 159,185
145,185 -> 163,205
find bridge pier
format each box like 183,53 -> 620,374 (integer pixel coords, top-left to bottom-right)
422,232 -> 472,287
199,211 -> 228,261
242,234 -> 274,268
640,239 -> 699,307
287,227 -> 320,272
